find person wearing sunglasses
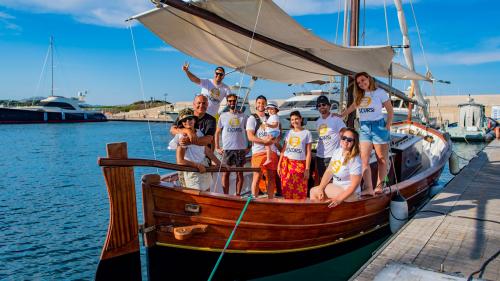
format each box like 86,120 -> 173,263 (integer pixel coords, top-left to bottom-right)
335,72 -> 394,195
168,108 -> 223,190
182,62 -> 232,119
215,94 -> 248,195
310,128 -> 362,207
315,95 -> 346,182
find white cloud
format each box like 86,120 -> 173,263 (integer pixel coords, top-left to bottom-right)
423,50 -> 500,66
274,0 -> 417,16
0,10 -> 22,31
147,46 -> 180,52
0,0 -> 151,27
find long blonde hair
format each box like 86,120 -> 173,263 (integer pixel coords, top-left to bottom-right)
354,72 -> 376,106
342,128 -> 360,165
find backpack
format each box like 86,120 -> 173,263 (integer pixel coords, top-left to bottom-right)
252,113 -> 269,134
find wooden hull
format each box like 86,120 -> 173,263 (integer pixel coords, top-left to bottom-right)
95,122 -> 452,280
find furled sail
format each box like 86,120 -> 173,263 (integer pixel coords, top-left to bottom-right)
132,0 -> 428,84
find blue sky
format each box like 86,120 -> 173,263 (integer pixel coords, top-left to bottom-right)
0,0 -> 499,105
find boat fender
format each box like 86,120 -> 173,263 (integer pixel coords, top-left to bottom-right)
449,151 -> 461,175
389,193 -> 408,234
429,183 -> 444,197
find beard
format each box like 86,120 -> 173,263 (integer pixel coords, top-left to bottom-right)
229,104 -> 236,110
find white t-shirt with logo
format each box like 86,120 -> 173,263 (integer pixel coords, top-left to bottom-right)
357,88 -> 389,121
218,112 -> 247,150
316,115 -> 346,158
168,129 -> 206,163
265,114 -> 280,134
200,79 -> 231,116
328,148 -> 362,192
246,114 -> 278,154
283,129 -> 312,160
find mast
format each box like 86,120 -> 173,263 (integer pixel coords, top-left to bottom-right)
393,0 -> 429,122
346,0 -> 360,127
50,36 -> 54,97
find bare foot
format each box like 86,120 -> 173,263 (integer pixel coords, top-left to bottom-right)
360,189 -> 374,196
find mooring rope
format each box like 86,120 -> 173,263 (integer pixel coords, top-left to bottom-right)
207,194 -> 253,281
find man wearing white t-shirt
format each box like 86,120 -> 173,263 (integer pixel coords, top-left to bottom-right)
215,94 -> 248,195
183,62 -> 232,117
246,95 -> 279,198
315,95 -> 345,181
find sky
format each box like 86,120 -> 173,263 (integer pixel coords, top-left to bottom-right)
0,0 -> 499,105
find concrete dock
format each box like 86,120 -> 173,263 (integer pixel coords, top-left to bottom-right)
351,139 -> 500,281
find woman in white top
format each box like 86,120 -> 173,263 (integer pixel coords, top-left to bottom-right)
168,108 -> 222,190
277,111 -> 312,199
338,72 -> 394,195
310,128 -> 362,207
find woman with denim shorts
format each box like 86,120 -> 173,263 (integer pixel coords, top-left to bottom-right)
338,72 -> 394,195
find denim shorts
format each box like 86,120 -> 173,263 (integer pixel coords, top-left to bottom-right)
359,119 -> 390,144
267,130 -> 280,138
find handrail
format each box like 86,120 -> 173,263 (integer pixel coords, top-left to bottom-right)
98,157 -> 261,173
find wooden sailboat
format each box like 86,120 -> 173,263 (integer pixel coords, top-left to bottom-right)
95,1 -> 451,280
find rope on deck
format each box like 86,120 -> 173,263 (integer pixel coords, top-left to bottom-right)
207,194 -> 253,281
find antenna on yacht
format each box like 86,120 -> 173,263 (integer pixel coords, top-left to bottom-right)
50,36 -> 54,97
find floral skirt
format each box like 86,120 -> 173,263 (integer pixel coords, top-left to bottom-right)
279,156 -> 307,199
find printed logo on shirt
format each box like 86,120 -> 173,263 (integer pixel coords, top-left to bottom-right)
209,88 -> 221,102
318,124 -> 328,137
227,117 -> 243,132
286,136 -> 303,154
359,96 -> 372,107
358,96 -> 375,114
330,160 -> 342,174
288,136 -> 301,147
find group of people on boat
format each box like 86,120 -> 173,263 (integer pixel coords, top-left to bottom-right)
168,63 -> 394,207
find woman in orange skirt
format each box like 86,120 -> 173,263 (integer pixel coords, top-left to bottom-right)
277,111 -> 312,199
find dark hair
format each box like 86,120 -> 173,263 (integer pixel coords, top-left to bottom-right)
215,66 -> 225,73
341,127 -> 360,165
255,95 -> 267,102
289,110 -> 304,128
227,93 -> 237,100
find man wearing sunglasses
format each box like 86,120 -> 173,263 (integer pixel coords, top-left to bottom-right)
215,94 -> 248,195
315,95 -> 346,182
183,62 -> 232,118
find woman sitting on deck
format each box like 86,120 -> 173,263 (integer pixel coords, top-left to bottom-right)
310,127 -> 362,207
337,72 -> 394,195
168,108 -> 222,191
277,111 -> 312,199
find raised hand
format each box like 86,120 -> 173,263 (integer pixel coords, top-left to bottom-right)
182,61 -> 190,72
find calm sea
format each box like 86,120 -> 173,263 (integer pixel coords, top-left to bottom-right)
0,122 -> 485,280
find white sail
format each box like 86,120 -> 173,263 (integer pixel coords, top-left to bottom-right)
131,0 -> 429,84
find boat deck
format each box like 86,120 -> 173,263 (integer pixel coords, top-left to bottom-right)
351,139 -> 500,281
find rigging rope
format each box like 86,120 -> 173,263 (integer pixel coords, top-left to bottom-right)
128,24 -> 159,173
408,0 -> 429,72
33,43 -> 51,105
334,0 -> 342,44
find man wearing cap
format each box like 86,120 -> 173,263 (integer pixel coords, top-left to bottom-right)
215,93 -> 248,195
246,95 -> 279,198
182,62 -> 232,118
315,95 -> 346,181
170,94 -> 216,149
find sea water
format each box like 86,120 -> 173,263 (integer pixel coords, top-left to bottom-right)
0,122 -> 485,280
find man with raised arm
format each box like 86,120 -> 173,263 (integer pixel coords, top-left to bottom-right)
246,95 -> 279,198
182,62 -> 232,119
